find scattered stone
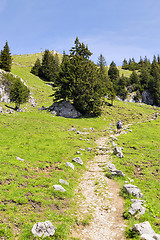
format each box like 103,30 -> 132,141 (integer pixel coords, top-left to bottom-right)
89,127 -> 95,131
86,147 -> 92,152
112,141 -> 117,147
123,184 -> 143,198
31,221 -> 56,238
77,131 -> 89,135
113,146 -> 124,158
0,107 -> 3,113
69,127 -> 77,132
99,146 -> 107,151
79,148 -> 85,151
129,199 -> 146,215
59,179 -> 69,186
132,222 -> 156,237
76,151 -> 82,155
16,156 -> 25,162
108,162 -> 125,177
110,135 -> 118,141
53,185 -> 66,192
72,157 -> 83,165
66,162 -> 75,170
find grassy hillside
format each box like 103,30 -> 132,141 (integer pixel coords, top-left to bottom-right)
110,119 -> 160,238
0,53 -> 159,239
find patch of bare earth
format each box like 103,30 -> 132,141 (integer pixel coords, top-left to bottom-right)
70,137 -> 126,240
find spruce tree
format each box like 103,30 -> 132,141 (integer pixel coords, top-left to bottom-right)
55,38 -> 103,116
108,61 -> 119,93
39,49 -> 59,82
31,58 -> 41,76
0,41 -> 12,72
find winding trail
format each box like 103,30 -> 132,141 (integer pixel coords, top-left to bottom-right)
71,136 -> 126,240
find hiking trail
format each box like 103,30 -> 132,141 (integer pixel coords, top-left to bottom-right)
70,135 -> 126,240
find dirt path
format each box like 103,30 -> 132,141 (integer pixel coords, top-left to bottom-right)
70,136 -> 126,240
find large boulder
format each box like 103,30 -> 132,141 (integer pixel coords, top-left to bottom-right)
123,184 -> 143,198
48,101 -> 81,118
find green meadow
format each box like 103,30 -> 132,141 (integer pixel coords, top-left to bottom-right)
111,118 -> 160,238
0,53 -> 159,239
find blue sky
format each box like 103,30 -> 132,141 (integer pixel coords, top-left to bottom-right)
0,0 -> 160,65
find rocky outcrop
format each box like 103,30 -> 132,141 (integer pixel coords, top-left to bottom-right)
48,101 -> 81,118
142,91 -> 154,105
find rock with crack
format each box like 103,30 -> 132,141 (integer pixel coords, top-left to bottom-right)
72,157 -> 83,165
113,146 -> 124,158
66,162 -> 75,170
129,199 -> 146,215
53,184 -> 66,192
31,221 -> 56,238
108,162 -> 125,177
132,221 -> 160,240
123,184 -> 143,198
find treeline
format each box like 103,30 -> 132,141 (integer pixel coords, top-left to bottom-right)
31,38 -> 160,116
121,55 -> 160,106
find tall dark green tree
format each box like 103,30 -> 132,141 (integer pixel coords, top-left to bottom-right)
31,58 -> 41,76
55,37 -> 103,116
108,61 -> 119,93
39,50 -> 60,82
117,75 -> 128,100
0,41 -> 12,72
97,54 -> 115,105
97,54 -> 107,72
149,57 -> 160,106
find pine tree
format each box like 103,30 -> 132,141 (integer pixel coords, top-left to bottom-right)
0,41 -> 12,72
55,38 -> 103,116
31,58 -> 41,76
108,61 -> 119,93
39,49 -> 59,82
122,58 -> 128,69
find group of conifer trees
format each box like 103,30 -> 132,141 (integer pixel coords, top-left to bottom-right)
0,41 -> 30,109
31,37 -> 160,115
121,56 -> 160,106
31,38 -> 115,116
